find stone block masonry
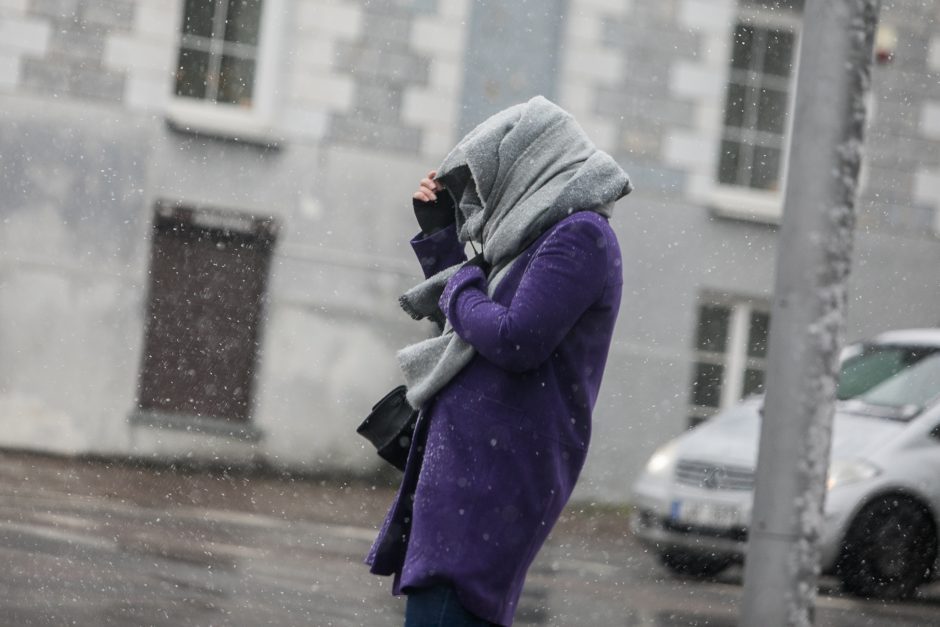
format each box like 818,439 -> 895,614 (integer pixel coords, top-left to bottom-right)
326,0 -> 439,155
14,0 -> 135,103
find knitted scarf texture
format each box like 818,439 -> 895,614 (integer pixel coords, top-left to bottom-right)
398,96 -> 632,409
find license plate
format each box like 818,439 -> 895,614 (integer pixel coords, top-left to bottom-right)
671,500 -> 740,528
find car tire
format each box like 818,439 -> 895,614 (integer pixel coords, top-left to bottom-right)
837,495 -> 937,599
659,550 -> 731,579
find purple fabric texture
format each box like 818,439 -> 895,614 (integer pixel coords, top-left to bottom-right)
367,211 -> 623,626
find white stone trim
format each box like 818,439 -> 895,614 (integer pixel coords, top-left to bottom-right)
427,57 -> 461,94
402,89 -> 457,131
913,169 -> 940,236
0,15 -> 51,56
295,0 -> 363,40
565,13 -> 603,43
281,107 -> 329,141
125,74 -> 170,110
565,46 -> 622,83
556,0 -> 633,153
663,131 -> 716,170
0,11 -> 48,92
928,36 -> 940,72
679,0 -> 735,34
706,186 -> 782,224
133,0 -> 180,39
721,302 -> 752,407
666,0 -> 735,204
921,101 -> 940,140
282,0 -> 363,139
289,69 -> 355,111
576,0 -> 632,16
670,61 -> 727,100
0,0 -> 28,15
401,0 -> 469,158
290,38 -> 336,73
437,0 -> 469,20
411,16 -> 464,58
101,0 -> 181,112
105,34 -> 175,75
0,51 -> 18,90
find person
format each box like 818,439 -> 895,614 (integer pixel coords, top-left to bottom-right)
366,96 -> 632,627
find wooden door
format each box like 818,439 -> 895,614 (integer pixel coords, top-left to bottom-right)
138,204 -> 277,422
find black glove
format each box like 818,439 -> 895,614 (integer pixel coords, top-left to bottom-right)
464,252 -> 490,275
413,193 -> 456,235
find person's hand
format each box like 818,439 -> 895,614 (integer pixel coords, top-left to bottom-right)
413,169 -> 456,235
413,170 -> 443,203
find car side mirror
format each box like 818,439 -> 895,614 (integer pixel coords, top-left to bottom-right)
930,424 -> 940,441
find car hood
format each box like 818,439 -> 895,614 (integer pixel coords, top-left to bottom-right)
675,399 -> 907,469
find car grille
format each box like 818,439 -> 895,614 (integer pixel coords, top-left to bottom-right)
675,459 -> 755,491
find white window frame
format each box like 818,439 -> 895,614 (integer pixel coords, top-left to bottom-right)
689,296 -> 770,424
708,3 -> 802,224
166,0 -> 286,143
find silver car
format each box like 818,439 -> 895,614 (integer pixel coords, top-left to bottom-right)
631,328 -> 940,598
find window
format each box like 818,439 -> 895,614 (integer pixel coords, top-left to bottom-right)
717,0 -> 802,193
137,203 -> 277,427
175,0 -> 264,108
689,299 -> 770,425
837,345 -> 940,401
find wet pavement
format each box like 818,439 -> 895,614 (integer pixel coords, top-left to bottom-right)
1,451 -> 939,626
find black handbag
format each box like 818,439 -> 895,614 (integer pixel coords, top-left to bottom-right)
357,385 -> 419,472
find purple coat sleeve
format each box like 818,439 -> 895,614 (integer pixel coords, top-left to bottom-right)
439,219 -> 610,373
410,224 -> 468,279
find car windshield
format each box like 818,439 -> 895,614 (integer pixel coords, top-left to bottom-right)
836,344 -> 939,400
843,352 -> 940,420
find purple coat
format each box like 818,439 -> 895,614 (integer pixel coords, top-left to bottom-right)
367,211 -> 623,626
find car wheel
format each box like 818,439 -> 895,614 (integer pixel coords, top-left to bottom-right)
837,495 -> 937,599
659,550 -> 731,579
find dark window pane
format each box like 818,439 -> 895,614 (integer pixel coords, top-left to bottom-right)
224,0 -> 263,46
757,87 -> 788,134
743,368 -> 765,397
218,55 -> 255,105
731,25 -> 755,70
692,363 -> 724,408
763,29 -> 795,77
182,0 -> 216,38
696,305 -> 731,353
723,82 -> 748,129
175,48 -> 211,99
718,139 -> 742,186
750,145 -> 782,190
836,347 -> 939,400
747,311 -> 770,358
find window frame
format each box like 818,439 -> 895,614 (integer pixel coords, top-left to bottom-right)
689,296 -> 771,425
166,0 -> 286,143
708,3 -> 802,223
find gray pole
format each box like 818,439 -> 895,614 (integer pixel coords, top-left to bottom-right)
740,1 -> 881,626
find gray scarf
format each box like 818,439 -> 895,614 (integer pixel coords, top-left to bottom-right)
398,96 -> 632,409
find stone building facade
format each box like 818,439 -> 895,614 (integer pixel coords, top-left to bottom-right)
0,0 -> 938,500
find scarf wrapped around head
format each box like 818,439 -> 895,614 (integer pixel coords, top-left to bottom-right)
398,96 -> 632,409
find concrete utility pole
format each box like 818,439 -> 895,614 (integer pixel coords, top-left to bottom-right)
740,1 -> 881,626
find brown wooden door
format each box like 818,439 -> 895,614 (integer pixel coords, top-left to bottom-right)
138,205 -> 276,422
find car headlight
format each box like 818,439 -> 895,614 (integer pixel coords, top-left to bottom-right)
644,440 -> 679,478
826,459 -> 880,490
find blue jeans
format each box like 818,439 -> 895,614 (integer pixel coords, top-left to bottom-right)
404,585 -> 496,627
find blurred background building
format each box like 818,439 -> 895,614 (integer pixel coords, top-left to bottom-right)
0,0 -> 938,501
